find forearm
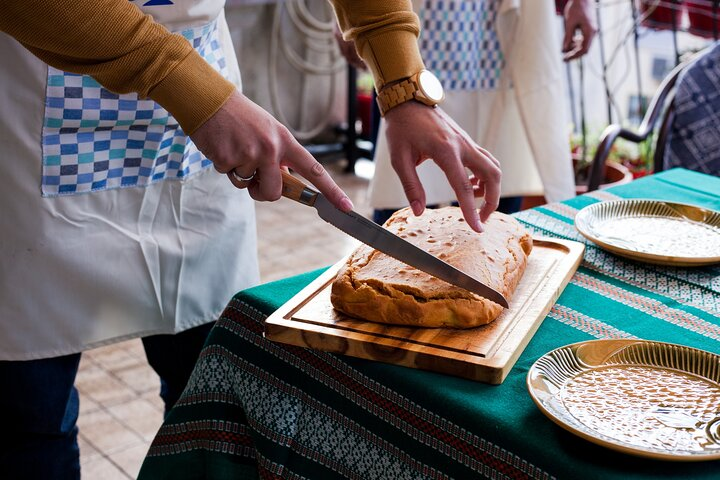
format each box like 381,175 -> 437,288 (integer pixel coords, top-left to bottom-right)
329,0 -> 424,89
0,0 -> 234,134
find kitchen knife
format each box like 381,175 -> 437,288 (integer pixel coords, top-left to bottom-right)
281,171 -> 509,308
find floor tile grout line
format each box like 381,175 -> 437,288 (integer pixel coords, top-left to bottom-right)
101,453 -> 134,479
79,430 -> 139,479
78,407 -> 147,455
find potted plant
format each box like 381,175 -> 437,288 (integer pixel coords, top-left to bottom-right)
570,129 -> 635,190
520,130 -> 634,210
621,132 -> 655,179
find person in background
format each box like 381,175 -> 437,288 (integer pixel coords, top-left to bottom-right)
338,0 -> 596,225
0,0 -> 501,478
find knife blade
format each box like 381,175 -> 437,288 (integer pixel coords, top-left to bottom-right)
281,171 -> 509,308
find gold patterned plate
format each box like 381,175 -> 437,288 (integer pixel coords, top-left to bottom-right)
527,339 -> 720,461
574,199 -> 720,266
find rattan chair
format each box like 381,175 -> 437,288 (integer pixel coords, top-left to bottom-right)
585,42 -> 720,192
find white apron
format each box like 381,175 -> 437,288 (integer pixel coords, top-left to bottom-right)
0,0 -> 259,360
368,0 -> 575,208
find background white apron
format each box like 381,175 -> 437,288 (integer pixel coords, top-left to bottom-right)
0,1 -> 259,360
368,0 -> 575,209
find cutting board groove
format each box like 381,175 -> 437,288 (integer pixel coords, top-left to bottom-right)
265,237 -> 584,384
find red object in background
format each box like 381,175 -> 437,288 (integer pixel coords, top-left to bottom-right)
357,93 -> 372,139
631,169 -> 651,179
555,0 -> 568,15
686,0 -> 720,38
623,159 -> 652,179
639,0 -> 684,30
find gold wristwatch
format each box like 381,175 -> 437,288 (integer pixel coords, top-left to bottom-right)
376,69 -> 445,116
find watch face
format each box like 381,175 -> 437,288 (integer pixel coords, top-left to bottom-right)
418,70 -> 444,102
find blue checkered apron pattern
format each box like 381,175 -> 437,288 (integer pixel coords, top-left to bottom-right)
419,0 -> 504,92
41,19 -> 228,196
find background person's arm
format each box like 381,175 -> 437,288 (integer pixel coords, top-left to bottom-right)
561,0 -> 597,61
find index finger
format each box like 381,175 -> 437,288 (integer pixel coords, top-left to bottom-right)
465,151 -> 501,222
434,153 -> 483,232
283,141 -> 354,212
563,36 -> 585,61
477,175 -> 501,222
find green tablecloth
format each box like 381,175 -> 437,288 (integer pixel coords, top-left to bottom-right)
139,168 -> 720,479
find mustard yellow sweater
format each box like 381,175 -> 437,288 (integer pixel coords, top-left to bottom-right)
0,0 -> 423,135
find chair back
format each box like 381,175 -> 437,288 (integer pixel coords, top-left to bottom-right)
662,42 -> 720,176
585,43 -> 720,192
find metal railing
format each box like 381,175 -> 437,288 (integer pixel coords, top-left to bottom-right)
563,0 -> 717,181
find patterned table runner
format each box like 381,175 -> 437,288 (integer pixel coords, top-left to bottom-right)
139,169 -> 720,480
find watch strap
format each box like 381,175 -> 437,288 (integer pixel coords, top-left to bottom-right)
376,77 -> 418,116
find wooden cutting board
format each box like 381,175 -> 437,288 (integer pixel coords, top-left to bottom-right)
264,237 -> 584,384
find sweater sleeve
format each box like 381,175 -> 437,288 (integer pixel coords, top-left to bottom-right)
0,0 -> 424,134
329,0 -> 425,90
0,0 -> 235,135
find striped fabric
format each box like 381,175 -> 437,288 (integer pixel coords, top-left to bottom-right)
139,169 -> 720,480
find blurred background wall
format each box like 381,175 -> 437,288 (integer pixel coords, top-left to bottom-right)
225,0 -> 348,144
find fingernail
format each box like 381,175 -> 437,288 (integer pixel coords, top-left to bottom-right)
340,197 -> 354,212
410,200 -> 423,216
473,215 -> 484,233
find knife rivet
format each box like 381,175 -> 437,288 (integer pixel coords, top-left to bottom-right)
299,188 -> 316,206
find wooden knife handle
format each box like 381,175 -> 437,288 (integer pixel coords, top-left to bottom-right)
281,170 -> 318,206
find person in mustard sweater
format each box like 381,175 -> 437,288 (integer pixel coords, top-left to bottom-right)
0,0 -> 501,478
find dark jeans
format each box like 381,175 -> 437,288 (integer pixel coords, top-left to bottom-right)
372,196 -> 524,226
497,196 -> 524,215
0,322 -> 214,480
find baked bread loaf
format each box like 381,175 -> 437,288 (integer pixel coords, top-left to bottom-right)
330,207 -> 532,328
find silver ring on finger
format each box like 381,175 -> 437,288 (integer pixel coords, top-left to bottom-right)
232,169 -> 256,183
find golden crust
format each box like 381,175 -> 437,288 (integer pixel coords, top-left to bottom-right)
330,207 -> 533,328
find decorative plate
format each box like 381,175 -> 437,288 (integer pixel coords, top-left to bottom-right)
527,339 -> 720,461
574,199 -> 720,266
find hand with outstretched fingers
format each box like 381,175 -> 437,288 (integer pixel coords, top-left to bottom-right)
383,101 -> 502,233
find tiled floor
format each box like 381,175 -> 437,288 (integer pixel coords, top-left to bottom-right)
75,160 -> 374,479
